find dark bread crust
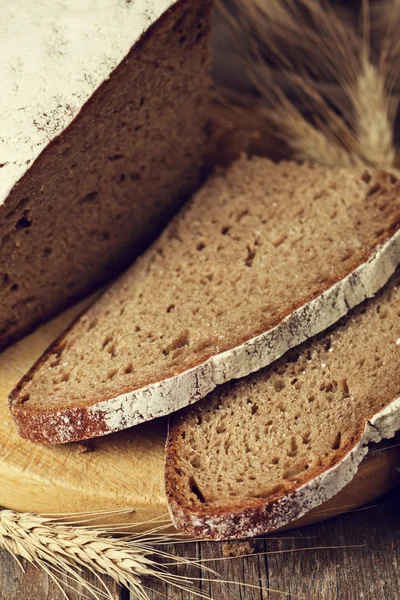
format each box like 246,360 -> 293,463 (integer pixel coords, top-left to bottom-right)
0,0 -> 213,351
165,414 -> 400,539
4,248 -> 379,443
165,409 -> 364,539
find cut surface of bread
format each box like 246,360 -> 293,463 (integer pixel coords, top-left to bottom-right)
0,0 -> 212,349
10,157 -> 400,443
165,271 -> 400,539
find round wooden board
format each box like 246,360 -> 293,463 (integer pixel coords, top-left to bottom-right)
1,300 -> 399,533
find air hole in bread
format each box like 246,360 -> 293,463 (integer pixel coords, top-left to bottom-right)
106,368 -> 118,380
272,233 -> 287,248
55,372 -> 70,384
189,477 -> 205,503
287,438 -> 298,458
107,344 -> 117,358
331,431 -> 342,450
361,170 -> 371,184
196,242 -> 205,251
339,378 -> 350,399
283,466 -> 301,481
367,182 -> 382,196
245,245 -> 256,267
236,209 -> 249,222
49,358 -> 61,369
87,319 -> 97,332
80,191 -> 98,203
221,226 -> 230,235
190,456 -> 201,469
15,214 -> 31,230
274,379 -> 285,392
102,335 -> 113,349
124,364 -> 133,375
163,330 -> 189,356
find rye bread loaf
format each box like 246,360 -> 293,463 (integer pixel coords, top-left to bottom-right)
165,270 -> 400,540
9,156 -> 400,444
0,0 -> 212,350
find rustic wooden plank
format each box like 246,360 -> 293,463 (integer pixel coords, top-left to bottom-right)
1,488 -> 399,599
0,549 -> 121,600
142,541 -> 202,600
141,488 -> 400,600
264,489 -> 400,600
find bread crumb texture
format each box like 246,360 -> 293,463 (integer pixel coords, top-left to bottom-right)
11,158 -> 400,440
167,270 -> 400,526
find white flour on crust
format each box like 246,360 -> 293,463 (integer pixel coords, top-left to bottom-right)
34,226 -> 400,444
0,0 -> 176,204
171,397 -> 400,540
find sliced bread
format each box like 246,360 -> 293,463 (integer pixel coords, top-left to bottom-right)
165,270 -> 400,539
0,0 -> 212,350
10,157 -> 400,444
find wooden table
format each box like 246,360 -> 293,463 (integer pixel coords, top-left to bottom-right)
1,487 -> 399,600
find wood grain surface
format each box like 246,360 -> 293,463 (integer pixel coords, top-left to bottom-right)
1,487 -> 399,599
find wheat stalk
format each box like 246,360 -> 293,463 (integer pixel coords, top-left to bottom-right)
214,0 -> 400,171
0,509 -> 211,600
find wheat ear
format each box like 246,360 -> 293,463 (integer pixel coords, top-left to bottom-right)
0,508 -> 363,599
215,0 -> 400,171
0,509 -> 213,600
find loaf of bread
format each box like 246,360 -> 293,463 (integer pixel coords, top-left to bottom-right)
0,0 -> 212,350
165,270 -> 400,539
10,157 -> 400,444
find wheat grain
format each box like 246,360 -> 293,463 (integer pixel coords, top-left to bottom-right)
215,0 -> 400,171
0,509 -> 209,600
353,59 -> 396,167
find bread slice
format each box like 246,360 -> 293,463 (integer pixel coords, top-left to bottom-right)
165,270 -> 400,539
0,0 -> 212,350
10,157 -> 400,444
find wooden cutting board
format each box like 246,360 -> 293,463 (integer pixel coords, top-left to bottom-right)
1,300 -> 400,533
